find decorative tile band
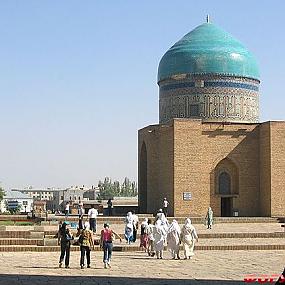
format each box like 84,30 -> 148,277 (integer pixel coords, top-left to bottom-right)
160,86 -> 258,98
159,74 -> 260,85
159,93 -> 259,124
160,81 -> 259,92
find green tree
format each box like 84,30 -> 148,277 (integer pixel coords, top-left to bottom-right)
97,177 -> 138,200
0,187 -> 4,202
97,177 -> 120,200
131,182 -> 138,196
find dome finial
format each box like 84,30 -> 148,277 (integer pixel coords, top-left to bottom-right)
206,14 -> 210,23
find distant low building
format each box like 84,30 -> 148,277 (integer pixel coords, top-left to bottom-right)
0,190 -> 33,213
12,185 -> 99,212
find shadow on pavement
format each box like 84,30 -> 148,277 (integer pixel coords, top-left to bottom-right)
0,274 -> 246,285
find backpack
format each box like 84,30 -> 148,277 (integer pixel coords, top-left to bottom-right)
79,230 -> 91,247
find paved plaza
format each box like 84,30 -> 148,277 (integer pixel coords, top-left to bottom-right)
0,250 -> 284,284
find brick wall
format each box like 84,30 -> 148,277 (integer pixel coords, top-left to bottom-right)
270,122 -> 285,216
138,124 -> 174,215
138,119 -> 285,217
259,122 -> 271,216
173,120 -> 260,217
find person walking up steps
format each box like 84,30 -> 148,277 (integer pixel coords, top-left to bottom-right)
140,218 -> 149,251
100,223 -> 121,269
78,222 -> 94,269
162,198 -> 169,217
153,220 -> 167,259
64,202 -> 70,217
145,219 -> 155,257
58,222 -> 74,268
78,203 -> 85,230
180,218 -> 198,260
88,205 -> 98,233
132,210 -> 139,242
167,219 -> 181,259
124,211 -> 134,244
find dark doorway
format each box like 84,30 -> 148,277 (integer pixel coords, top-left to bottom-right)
221,197 -> 232,217
219,172 -> 231,195
139,142 -> 147,213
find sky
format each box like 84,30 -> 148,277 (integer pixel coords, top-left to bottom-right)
0,1 -> 284,190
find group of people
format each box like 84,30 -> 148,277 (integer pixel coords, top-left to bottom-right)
124,207 -> 214,260
134,209 -> 199,260
58,199 -> 214,268
58,220 -> 122,269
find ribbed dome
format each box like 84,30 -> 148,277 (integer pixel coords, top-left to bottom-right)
158,23 -> 259,83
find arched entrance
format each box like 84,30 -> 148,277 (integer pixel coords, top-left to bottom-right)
215,158 -> 239,217
139,142 -> 147,213
219,171 -> 232,217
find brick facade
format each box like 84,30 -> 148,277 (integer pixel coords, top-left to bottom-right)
138,119 -> 285,217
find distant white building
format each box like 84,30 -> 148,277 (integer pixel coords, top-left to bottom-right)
0,190 -> 33,213
12,187 -> 64,201
11,185 -> 99,211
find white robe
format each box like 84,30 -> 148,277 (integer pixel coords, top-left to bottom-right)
167,222 -> 181,255
181,224 -> 198,258
153,225 -> 166,252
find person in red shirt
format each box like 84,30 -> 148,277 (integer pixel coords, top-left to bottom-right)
100,223 -> 121,268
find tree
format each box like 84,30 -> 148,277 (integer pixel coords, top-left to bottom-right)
97,177 -> 117,200
0,187 -> 4,202
97,177 -> 138,200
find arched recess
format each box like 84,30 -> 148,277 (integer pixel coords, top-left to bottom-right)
218,172 -> 231,195
214,157 -> 239,195
214,157 -> 239,217
139,142 -> 147,213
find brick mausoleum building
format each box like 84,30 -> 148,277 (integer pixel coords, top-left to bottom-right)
138,20 -> 285,217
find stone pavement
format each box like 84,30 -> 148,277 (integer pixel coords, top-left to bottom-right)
0,250 -> 284,284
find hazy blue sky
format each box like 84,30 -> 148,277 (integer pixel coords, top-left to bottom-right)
0,1 -> 284,190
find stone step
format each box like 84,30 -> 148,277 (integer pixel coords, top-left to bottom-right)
30,232 -> 45,239
49,216 -> 280,224
0,243 -> 285,252
41,231 -> 285,241
3,229 -> 285,239
0,232 -> 282,247
44,238 -> 58,246
0,231 -> 31,238
0,238 -> 44,246
198,232 -> 285,238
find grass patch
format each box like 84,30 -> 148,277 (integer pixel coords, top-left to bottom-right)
0,221 -> 14,226
0,221 -> 34,226
15,222 -> 34,226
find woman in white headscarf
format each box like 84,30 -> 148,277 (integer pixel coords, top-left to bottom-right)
153,220 -> 167,259
124,212 -> 134,244
140,218 -> 149,251
145,219 -> 155,257
167,219 -> 181,259
180,218 -> 198,260
155,209 -> 169,234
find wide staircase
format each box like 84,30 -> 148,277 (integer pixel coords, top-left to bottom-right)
0,216 -> 285,252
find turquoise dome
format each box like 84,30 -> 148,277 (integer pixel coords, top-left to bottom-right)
158,23 -> 259,83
